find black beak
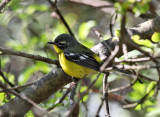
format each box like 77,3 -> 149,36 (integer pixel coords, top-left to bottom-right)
47,41 -> 55,44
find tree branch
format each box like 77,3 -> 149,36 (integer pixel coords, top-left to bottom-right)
92,16 -> 160,60
0,47 -> 59,66
0,68 -> 72,116
47,0 -> 74,36
0,0 -> 11,13
0,16 -> 160,116
128,16 -> 160,39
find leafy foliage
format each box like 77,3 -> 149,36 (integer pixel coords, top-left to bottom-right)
0,0 -> 160,117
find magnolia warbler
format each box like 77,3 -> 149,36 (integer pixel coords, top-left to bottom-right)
47,34 -> 102,78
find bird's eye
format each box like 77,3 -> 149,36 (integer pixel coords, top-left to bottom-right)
58,42 -> 64,46
58,41 -> 66,46
57,41 -> 67,49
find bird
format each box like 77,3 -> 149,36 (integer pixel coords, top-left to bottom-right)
47,34 -> 102,78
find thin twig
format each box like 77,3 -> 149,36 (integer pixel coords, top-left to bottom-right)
127,43 -> 160,97
69,78 -> 79,113
0,71 -> 15,87
123,84 -> 156,109
108,71 -> 139,93
47,0 -> 74,36
0,0 -> 11,13
57,88 -> 71,104
82,100 -> 88,117
139,74 -> 157,82
0,56 -> 1,70
0,80 -> 52,117
95,98 -> 104,117
108,84 -> 130,93
0,47 -> 59,66
93,28 -> 103,41
155,67 -> 160,96
119,12 -> 126,52
122,44 -> 128,60
124,34 -> 160,97
109,11 -> 117,37
93,29 -> 112,58
0,81 -> 36,93
100,45 -> 119,71
105,64 -> 160,71
115,57 -> 151,63
66,72 -> 102,117
99,10 -> 126,69
103,73 -> 110,117
125,36 -> 157,63
47,88 -> 71,111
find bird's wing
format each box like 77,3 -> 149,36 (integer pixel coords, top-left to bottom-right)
64,50 -> 100,71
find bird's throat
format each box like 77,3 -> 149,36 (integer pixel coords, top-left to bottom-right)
53,45 -> 63,54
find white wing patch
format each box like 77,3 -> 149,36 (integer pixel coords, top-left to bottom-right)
79,56 -> 86,60
65,54 -> 69,56
83,55 -> 88,58
64,52 -> 100,71
69,53 -> 75,56
66,53 -> 89,60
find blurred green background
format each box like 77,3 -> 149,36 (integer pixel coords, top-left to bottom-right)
0,0 -> 160,117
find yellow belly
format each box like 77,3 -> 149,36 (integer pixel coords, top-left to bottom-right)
59,53 -> 97,78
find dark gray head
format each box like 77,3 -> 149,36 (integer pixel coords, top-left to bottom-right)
48,34 -> 77,50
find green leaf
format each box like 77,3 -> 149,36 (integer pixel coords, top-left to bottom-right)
146,81 -> 156,94
0,93 -> 5,105
10,0 -> 22,11
131,35 -> 140,40
81,39 -> 95,48
81,95 -> 89,102
128,81 -> 156,111
115,29 -> 120,37
80,86 -> 87,93
91,74 -> 103,88
132,35 -> 153,47
120,50 -> 142,60
26,4 -> 48,15
0,57 -> 10,69
0,72 -> 15,84
133,2 -> 149,16
114,2 -> 123,13
65,13 -> 77,28
25,110 -> 34,117
108,74 -> 121,82
151,32 -> 160,42
55,92 -> 63,98
114,1 -> 132,13
19,62 -> 51,85
128,82 -> 146,101
78,21 -> 96,40
128,0 -> 136,3
122,2 -> 131,11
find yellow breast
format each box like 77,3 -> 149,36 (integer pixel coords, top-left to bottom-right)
53,45 -> 97,78
59,52 -> 97,78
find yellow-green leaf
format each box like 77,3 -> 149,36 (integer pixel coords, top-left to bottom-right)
151,32 -> 160,42
78,21 -> 96,40
132,35 -> 153,47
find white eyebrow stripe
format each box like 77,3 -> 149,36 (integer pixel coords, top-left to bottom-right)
60,41 -> 66,43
